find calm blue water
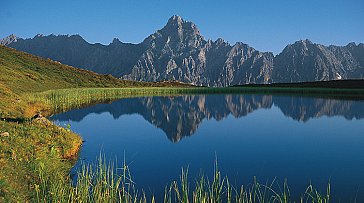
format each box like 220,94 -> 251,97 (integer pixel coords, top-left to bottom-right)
51,94 -> 364,202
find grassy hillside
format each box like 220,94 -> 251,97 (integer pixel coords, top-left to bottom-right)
0,45 -> 148,118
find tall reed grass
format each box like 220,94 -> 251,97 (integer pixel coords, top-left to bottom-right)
25,86 -> 364,115
35,156 -> 330,203
25,88 -> 202,114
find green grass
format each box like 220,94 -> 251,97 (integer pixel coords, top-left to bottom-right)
34,156 -> 330,203
24,87 -> 195,114
0,118 -> 82,201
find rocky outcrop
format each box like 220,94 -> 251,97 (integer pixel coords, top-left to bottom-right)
0,34 -> 18,46
273,40 -> 364,83
3,16 -> 364,86
328,42 -> 364,78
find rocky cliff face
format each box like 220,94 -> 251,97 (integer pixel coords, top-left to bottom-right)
273,40 -> 364,83
328,42 -> 364,78
3,15 -> 364,86
0,34 -> 18,45
121,16 -> 274,86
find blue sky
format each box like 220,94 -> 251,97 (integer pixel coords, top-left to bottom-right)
1,0 -> 363,54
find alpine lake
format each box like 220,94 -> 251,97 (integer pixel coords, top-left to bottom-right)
50,93 -> 364,202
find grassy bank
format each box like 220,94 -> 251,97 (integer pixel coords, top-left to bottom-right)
0,118 -> 82,201
26,85 -> 364,115
35,156 -> 330,203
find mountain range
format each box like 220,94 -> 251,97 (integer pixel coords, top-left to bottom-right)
2,15 -> 364,86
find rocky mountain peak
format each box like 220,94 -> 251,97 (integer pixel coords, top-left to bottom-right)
233,42 -> 250,48
111,38 -> 121,44
215,38 -> 228,46
167,15 -> 184,25
7,34 -> 17,40
298,39 -> 313,44
293,39 -> 314,48
0,34 -> 18,46
68,34 -> 85,41
161,15 -> 202,41
346,42 -> 357,47
282,39 -> 315,55
35,34 -> 44,38
142,15 -> 204,52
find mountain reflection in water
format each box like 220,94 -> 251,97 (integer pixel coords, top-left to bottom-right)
51,94 -> 364,142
